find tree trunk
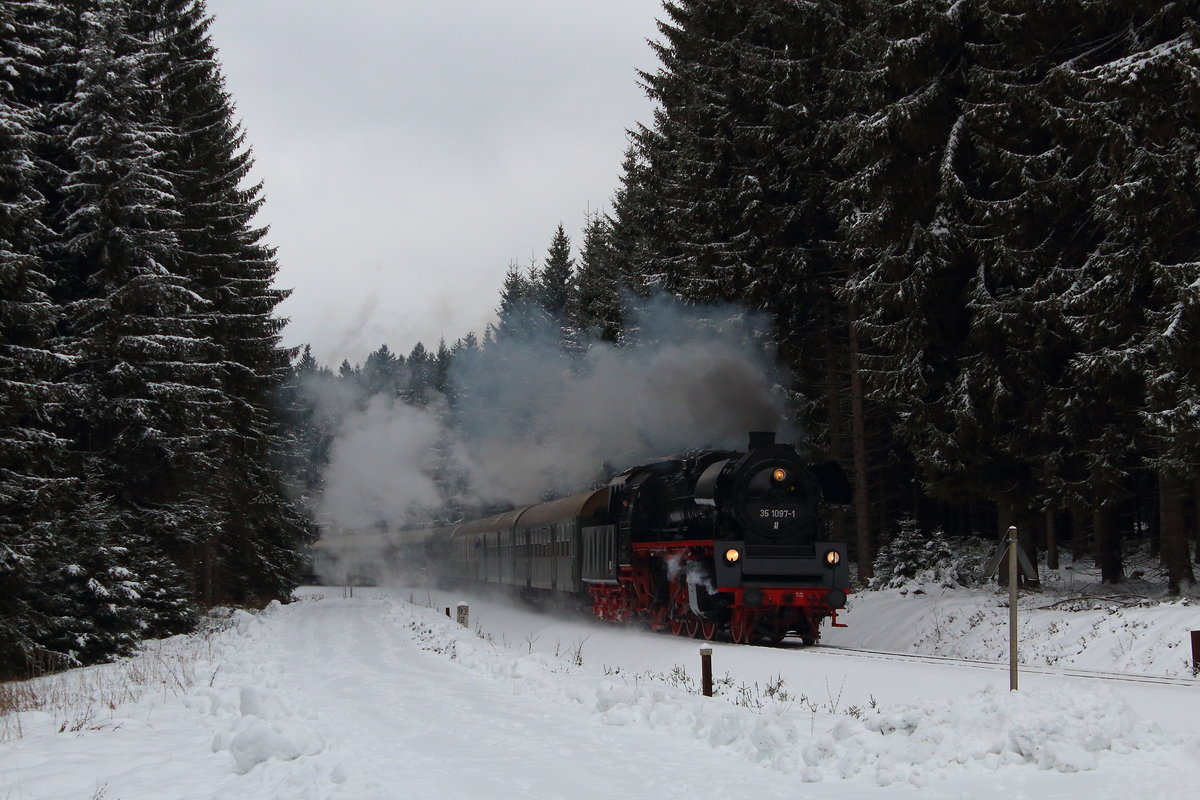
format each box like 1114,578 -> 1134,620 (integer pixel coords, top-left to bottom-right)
1019,517 -> 1040,587
848,305 -> 873,582
1160,473 -> 1195,594
1144,475 -> 1159,556
1194,478 -> 1200,565
196,538 -> 213,607
1045,508 -> 1059,570
1094,505 -> 1124,584
1070,505 -> 1088,562
825,303 -> 847,544
997,502 -> 1015,588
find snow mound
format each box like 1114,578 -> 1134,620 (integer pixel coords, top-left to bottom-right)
397,597 -> 1172,787
844,684 -> 1163,781
189,606 -> 356,792
197,686 -> 325,775
225,718 -> 326,775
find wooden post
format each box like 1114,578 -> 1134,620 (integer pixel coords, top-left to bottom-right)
1009,527 -> 1019,691
700,646 -> 713,697
1191,630 -> 1200,677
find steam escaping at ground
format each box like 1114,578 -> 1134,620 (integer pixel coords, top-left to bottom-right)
315,296 -> 801,552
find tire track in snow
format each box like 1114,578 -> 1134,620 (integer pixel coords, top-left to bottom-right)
266,595 -> 806,800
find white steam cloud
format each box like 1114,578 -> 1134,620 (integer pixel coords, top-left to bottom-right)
318,395 -> 449,532
315,296 -> 800,540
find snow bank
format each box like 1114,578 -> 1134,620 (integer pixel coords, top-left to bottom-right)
835,585 -> 1200,678
393,596 -> 1172,788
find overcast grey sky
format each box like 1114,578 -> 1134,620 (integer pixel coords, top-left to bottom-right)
205,0 -> 663,366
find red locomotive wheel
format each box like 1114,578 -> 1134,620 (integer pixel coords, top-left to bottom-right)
698,620 -> 718,640
729,610 -> 755,644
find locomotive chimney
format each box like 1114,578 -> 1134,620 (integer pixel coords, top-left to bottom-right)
748,431 -> 775,450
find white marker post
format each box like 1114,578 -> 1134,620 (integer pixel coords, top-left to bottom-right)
456,603 -> 469,628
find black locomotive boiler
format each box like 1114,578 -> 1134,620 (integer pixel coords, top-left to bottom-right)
324,432 -> 853,644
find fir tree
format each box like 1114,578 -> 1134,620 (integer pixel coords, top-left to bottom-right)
534,223 -> 574,320
570,211 -> 624,344
404,341 -> 432,406
48,0 -> 210,634
492,259 -> 551,341
1064,0 -> 1200,590
362,343 -> 401,397
0,0 -> 75,674
141,0 -> 308,604
828,0 -> 970,488
0,0 -> 307,669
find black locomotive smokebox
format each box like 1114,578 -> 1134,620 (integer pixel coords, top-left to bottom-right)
826,589 -> 847,609
748,431 -> 776,449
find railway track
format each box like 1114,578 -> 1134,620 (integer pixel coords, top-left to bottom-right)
801,643 -> 1198,687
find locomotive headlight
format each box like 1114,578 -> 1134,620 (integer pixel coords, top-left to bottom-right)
772,468 -> 788,482
824,549 -> 841,568
723,548 -> 742,565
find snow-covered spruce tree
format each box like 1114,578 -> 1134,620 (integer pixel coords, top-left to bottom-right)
631,0 -> 839,322
883,0 -> 1151,584
491,257 -> 559,353
35,474 -> 157,666
278,346 -> 336,532
0,0 -> 306,671
823,0 -> 972,577
569,211 -> 624,344
534,223 -> 574,322
828,0 -> 970,495
1059,0 -> 1200,592
871,516 -> 988,590
404,341 -> 434,407
606,144 -> 659,299
934,0 -> 1089,528
1017,0 -> 1177,584
361,343 -> 402,398
46,1 -> 202,642
0,0 -> 80,675
137,0 -> 308,604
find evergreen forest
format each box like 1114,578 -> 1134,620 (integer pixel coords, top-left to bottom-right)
293,0 -> 1200,601
0,0 -> 307,676
4,0 -> 1200,676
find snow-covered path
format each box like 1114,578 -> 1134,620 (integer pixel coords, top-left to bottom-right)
267,595 -> 848,800
2,586 -> 1199,799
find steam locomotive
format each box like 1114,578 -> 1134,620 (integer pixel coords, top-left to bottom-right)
319,432 -> 853,644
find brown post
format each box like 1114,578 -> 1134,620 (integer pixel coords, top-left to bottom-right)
1192,630 -> 1200,677
445,607 -> 451,618
700,646 -> 713,697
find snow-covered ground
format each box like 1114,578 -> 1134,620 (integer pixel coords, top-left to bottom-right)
2,575 -> 1198,800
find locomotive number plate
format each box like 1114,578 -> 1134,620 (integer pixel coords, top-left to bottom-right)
759,509 -> 798,520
